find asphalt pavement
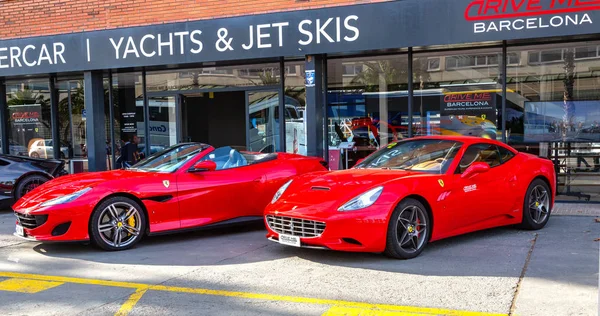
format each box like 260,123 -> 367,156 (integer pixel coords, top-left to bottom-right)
0,208 -> 597,316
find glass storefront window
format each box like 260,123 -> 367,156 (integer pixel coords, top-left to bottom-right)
506,41 -> 600,201
57,80 -> 88,173
112,72 -> 145,168
57,80 -> 86,159
146,63 -> 281,92
5,79 -> 52,158
248,91 -> 279,153
412,48 -> 502,141
507,41 -> 600,148
327,55 -> 409,169
147,95 -> 177,152
284,61 -> 306,155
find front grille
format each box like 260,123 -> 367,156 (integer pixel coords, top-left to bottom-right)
266,215 -> 326,238
15,212 -> 48,229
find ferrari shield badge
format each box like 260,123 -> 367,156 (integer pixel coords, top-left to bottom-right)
163,180 -> 170,188
438,179 -> 444,187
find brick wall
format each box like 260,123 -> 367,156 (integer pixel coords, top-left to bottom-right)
0,0 -> 391,40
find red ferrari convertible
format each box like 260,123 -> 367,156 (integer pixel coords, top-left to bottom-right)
13,143 -> 327,250
265,136 -> 556,259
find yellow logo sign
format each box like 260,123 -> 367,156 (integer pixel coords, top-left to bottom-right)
438,179 -> 444,187
481,114 -> 487,120
163,180 -> 170,188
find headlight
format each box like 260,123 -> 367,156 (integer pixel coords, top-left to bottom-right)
271,180 -> 293,204
40,188 -> 91,207
338,186 -> 384,211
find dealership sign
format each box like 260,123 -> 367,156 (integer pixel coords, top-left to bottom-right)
466,0 -> 599,33
1,0 -> 600,77
9,105 -> 41,125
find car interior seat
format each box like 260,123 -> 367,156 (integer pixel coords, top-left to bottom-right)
223,149 -> 247,169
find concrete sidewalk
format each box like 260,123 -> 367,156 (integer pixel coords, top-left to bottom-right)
553,202 -> 600,216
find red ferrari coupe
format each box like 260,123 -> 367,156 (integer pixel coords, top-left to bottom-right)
265,136 -> 556,259
13,143 -> 327,250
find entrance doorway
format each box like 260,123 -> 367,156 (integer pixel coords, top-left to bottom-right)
146,88 -> 283,154
181,91 -> 246,150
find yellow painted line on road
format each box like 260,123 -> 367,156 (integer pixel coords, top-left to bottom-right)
0,272 -> 505,316
324,306 -> 448,315
115,288 -> 148,316
0,277 -> 64,294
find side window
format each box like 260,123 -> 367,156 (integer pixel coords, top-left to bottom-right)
498,146 -> 515,163
456,144 -> 501,173
440,145 -> 463,174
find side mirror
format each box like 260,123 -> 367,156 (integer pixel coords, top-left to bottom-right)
461,162 -> 490,179
190,160 -> 217,172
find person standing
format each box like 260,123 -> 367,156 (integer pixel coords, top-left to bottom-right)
119,135 -> 141,168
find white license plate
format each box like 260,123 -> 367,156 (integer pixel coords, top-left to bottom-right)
279,234 -> 301,247
15,224 -> 24,237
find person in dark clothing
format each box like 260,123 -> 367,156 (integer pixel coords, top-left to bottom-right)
118,135 -> 140,168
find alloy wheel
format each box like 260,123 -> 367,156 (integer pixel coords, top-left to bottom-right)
528,184 -> 550,224
21,179 -> 44,197
97,202 -> 142,248
396,205 -> 428,253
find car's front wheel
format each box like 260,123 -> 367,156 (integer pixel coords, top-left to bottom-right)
14,174 -> 49,200
89,196 -> 146,251
384,198 -> 430,259
520,179 -> 551,230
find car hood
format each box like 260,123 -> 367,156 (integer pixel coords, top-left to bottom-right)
14,170 -> 153,209
280,168 -> 423,208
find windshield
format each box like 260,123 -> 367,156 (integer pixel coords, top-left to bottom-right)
355,139 -> 462,174
132,143 -> 209,173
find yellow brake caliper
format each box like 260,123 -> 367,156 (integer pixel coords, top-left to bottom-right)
127,216 -> 136,236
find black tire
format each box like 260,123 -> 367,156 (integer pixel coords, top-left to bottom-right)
14,174 -> 50,200
89,196 -> 146,251
520,179 -> 551,230
384,198 -> 431,259
30,152 -> 40,159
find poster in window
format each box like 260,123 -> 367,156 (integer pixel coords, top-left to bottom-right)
439,92 -> 497,139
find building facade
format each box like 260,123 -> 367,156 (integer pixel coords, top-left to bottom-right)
2,0 -> 600,201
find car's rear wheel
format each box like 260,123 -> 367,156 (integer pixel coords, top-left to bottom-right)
89,196 -> 146,251
384,198 -> 430,259
30,152 -> 40,159
15,174 -> 49,200
520,179 -> 551,230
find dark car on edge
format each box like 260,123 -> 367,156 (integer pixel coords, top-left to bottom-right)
0,154 -> 68,210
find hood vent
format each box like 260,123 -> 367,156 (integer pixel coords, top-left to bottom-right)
311,186 -> 330,191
